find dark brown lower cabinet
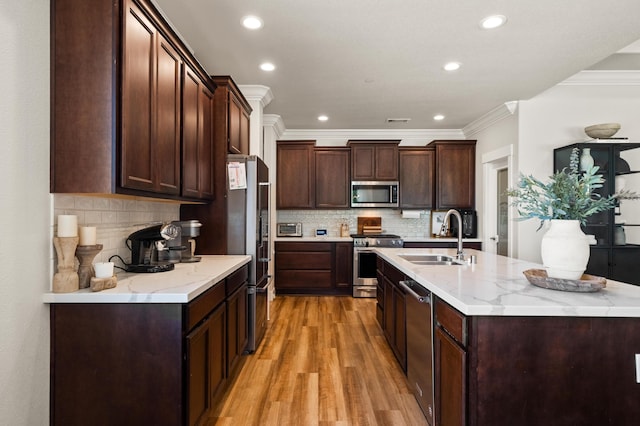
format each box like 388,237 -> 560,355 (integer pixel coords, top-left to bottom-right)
187,303 -> 226,426
274,241 -> 352,294
432,297 -> 640,426
50,264 -> 249,426
378,258 -> 407,371
434,327 -> 466,426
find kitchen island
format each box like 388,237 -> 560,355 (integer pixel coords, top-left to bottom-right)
44,255 -> 251,426
375,248 -> 640,426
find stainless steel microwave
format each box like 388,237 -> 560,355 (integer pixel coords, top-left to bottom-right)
351,181 -> 399,208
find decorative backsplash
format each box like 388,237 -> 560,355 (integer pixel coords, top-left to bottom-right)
276,209 -> 431,238
53,194 -> 180,267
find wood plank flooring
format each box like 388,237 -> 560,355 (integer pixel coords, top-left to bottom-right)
208,296 -> 428,425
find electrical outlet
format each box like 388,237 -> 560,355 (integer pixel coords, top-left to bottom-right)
636,354 -> 640,384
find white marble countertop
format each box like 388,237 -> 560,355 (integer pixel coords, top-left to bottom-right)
275,236 -> 482,243
43,255 -> 251,304
375,248 -> 640,317
402,237 -> 482,243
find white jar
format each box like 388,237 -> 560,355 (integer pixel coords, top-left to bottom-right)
540,220 -> 589,280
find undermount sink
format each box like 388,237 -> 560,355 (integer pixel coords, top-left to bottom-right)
398,254 -> 463,266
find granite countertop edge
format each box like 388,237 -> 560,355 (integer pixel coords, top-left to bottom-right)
375,247 -> 640,318
42,255 -> 251,304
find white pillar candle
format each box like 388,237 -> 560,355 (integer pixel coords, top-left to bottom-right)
79,226 -> 97,246
94,262 -> 114,278
57,215 -> 78,237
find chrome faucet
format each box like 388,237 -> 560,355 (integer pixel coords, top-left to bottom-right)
440,209 -> 464,260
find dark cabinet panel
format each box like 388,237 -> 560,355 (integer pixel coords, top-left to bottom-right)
349,141 -> 399,181
335,242 -> 353,289
315,148 -> 351,208
378,258 -> 407,371
275,241 -> 351,294
277,141 -> 316,209
52,0 -> 216,201
434,327 -> 466,426
121,1 -> 157,192
430,140 -> 476,209
399,148 -> 435,209
226,284 -> 248,376
182,67 -> 215,200
212,76 -> 252,156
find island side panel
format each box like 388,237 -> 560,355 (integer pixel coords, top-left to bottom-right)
51,303 -> 184,426
468,316 -> 640,426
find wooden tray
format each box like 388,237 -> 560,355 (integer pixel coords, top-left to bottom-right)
523,269 -> 606,293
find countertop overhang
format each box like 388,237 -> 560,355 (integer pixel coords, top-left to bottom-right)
43,255 -> 251,304
375,248 -> 640,318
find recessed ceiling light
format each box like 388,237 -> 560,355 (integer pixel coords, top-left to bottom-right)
242,15 -> 263,30
443,62 -> 461,71
480,15 -> 507,30
434,114 -> 445,121
260,62 -> 275,72
318,115 -> 329,122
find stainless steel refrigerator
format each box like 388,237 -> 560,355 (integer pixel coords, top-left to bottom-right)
226,155 -> 271,353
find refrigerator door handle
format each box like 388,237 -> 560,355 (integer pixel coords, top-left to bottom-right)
259,182 -> 272,262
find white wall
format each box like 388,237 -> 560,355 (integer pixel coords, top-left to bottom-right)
464,104 -> 519,245
0,1 -> 51,424
516,81 -> 640,262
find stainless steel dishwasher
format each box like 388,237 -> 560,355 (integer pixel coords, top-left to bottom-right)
400,279 -> 434,425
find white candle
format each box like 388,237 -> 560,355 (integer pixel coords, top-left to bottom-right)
57,215 -> 78,237
79,226 -> 97,245
94,262 -> 114,278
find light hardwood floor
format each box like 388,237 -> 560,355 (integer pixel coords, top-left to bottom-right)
208,296 -> 428,425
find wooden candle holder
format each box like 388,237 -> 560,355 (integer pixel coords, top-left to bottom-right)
75,244 -> 103,289
53,236 -> 80,293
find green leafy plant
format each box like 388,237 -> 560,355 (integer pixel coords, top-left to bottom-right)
507,147 -> 616,230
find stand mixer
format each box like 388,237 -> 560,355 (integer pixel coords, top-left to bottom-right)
126,223 -> 181,273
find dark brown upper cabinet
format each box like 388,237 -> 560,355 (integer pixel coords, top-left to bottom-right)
348,141 -> 400,181
399,148 -> 435,209
315,148 -> 351,209
212,76 -> 252,156
182,66 -> 215,200
51,0 -> 216,201
277,141 -> 316,209
430,140 -> 476,209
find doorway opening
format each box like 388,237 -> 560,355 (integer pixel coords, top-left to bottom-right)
482,145 -> 514,257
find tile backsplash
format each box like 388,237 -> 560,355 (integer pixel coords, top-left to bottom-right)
276,209 -> 431,238
53,194 -> 180,268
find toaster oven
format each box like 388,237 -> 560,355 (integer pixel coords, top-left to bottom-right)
277,222 -> 302,237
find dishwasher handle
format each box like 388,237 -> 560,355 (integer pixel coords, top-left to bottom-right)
399,280 -> 431,304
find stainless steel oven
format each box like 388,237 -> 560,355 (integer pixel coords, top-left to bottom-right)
352,234 -> 403,297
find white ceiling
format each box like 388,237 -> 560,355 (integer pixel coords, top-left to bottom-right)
153,0 -> 640,130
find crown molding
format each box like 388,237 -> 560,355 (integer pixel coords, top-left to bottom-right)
559,70 -> 640,86
462,101 -> 519,137
262,114 -> 286,138
238,85 -> 274,107
278,128 -> 465,146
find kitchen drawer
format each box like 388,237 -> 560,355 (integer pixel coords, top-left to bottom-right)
226,264 -> 249,296
435,298 -> 467,347
276,242 -> 332,252
276,270 -> 333,288
185,280 -> 226,332
276,252 -> 333,269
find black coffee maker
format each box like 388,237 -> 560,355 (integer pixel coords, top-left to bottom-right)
450,209 -> 477,238
126,223 -> 181,273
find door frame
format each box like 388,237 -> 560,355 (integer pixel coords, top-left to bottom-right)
482,145 -> 515,257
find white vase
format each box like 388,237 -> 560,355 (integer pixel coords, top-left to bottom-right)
540,220 -> 590,280
579,148 -> 594,171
